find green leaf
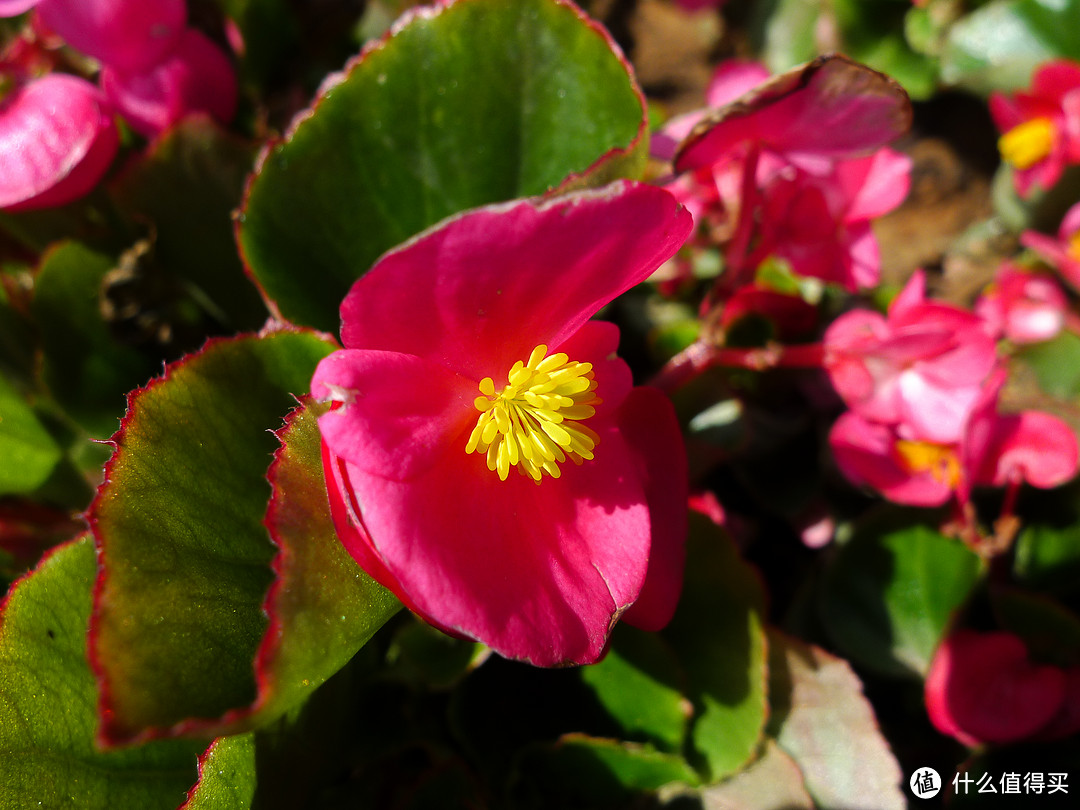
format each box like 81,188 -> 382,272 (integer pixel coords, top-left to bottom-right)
580,625 -> 690,753
383,617 -> 485,690
110,118 -> 267,331
1015,518 -> 1080,595
90,330 -> 335,745
0,370 -> 64,495
662,514 -> 768,782
180,734 -> 257,810
32,241 -> 160,438
697,740 -> 814,810
767,631 -> 906,810
255,400 -> 401,719
942,0 -> 1080,95
991,586 -> 1080,667
521,734 -> 699,808
0,537 -> 208,808
1016,330 -> 1080,398
237,0 -> 647,331
833,0 -> 939,100
819,510 -> 985,678
755,0 -> 821,73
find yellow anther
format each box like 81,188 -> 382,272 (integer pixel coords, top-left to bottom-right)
466,344 -> 601,481
894,439 -> 962,489
999,117 -> 1056,170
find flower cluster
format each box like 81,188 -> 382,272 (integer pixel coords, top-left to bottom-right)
660,57 -> 911,303
0,0 -> 236,211
824,269 -> 1078,531
990,59 -> 1080,197
312,182 -> 693,666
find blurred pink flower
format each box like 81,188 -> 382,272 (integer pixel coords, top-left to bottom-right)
990,59 -> 1080,197
100,28 -> 237,138
34,0 -> 186,74
0,72 -> 117,211
1021,200 -> 1080,291
829,367 -> 1078,507
925,630 -> 1066,746
824,271 -> 997,445
312,182 -> 693,666
975,263 -> 1066,344
0,0 -> 37,15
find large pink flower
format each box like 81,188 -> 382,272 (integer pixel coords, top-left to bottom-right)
990,59 -> 1080,197
824,271 -> 997,444
311,182 -> 693,666
0,72 -> 118,211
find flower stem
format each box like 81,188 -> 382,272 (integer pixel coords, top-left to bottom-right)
649,340 -> 825,393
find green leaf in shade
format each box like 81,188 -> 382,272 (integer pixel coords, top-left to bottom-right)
832,0 -> 938,100
1017,330 -> 1080,398
32,241 -> 161,438
661,513 -> 768,782
110,117 -> 267,331
254,399 -> 401,720
0,536 -> 208,808
941,0 -> 1080,95
766,631 -> 906,810
89,330 -> 335,746
179,734 -> 257,810
237,0 -> 647,332
0,370 -> 63,495
580,624 -> 690,753
383,616 -> 486,690
520,734 -> 699,808
697,740 -> 814,810
819,510 -> 984,678
991,586 -> 1080,667
1015,519 -> 1080,596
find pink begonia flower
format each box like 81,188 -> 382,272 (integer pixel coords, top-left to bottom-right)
742,148 -> 911,290
100,28 -> 237,138
989,59 -> 1080,197
311,182 -> 693,667
824,271 -> 998,445
1021,200 -> 1080,291
34,0 -> 187,74
925,630 -> 1066,746
829,367 -> 1079,507
975,263 -> 1066,344
0,0 -> 37,15
0,72 -> 117,211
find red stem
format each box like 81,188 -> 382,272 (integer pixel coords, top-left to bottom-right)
649,340 -> 825,393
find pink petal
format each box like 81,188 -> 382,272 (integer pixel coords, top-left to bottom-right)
0,0 -> 37,15
704,59 -> 770,108
0,73 -> 117,211
336,420 -> 651,666
676,55 -> 911,174
36,0 -> 186,74
925,630 -> 1066,746
836,148 -> 912,221
616,387 -> 687,632
973,410 -> 1079,489
1031,59 -> 1080,102
338,182 -> 691,382
99,28 -> 237,138
312,350 -> 479,481
553,320 -> 633,420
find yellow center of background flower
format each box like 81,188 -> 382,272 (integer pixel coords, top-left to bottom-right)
466,344 -> 601,482
998,117 -> 1055,170
894,439 -> 961,489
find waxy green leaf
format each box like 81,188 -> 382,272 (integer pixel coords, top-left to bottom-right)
180,734 -> 257,810
238,0 -> 647,331
0,537 -> 207,808
819,510 -> 984,678
89,330 -> 335,745
0,370 -> 63,495
32,241 -> 160,438
662,514 -> 768,782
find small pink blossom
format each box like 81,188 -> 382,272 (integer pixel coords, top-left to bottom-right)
312,182 -> 692,666
989,59 -> 1080,197
0,72 -> 118,211
0,0 -> 38,15
100,27 -> 237,138
925,630 -> 1066,746
975,263 -> 1066,344
824,271 -> 998,445
1021,200 -> 1080,291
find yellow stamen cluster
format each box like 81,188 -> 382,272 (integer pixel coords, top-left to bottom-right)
894,439 -> 962,489
1068,229 -> 1080,262
998,117 -> 1055,170
466,344 -> 601,482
